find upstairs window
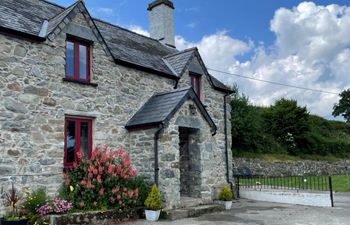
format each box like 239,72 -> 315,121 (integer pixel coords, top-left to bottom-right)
190,73 -> 201,98
66,38 -> 90,82
64,116 -> 93,168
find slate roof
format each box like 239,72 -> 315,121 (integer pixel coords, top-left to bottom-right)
163,48 -> 197,76
125,88 -> 217,133
94,20 -> 176,77
0,0 -> 232,92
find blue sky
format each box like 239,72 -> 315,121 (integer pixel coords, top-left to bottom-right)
53,0 -> 350,119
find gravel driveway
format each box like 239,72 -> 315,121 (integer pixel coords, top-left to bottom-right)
131,199 -> 350,225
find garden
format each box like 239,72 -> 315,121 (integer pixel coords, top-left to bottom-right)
0,146 -> 163,225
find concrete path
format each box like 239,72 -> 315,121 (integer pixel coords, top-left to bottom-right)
334,192 -> 350,208
131,199 -> 350,225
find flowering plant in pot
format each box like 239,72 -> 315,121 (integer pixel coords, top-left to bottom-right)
144,184 -> 162,221
218,186 -> 233,210
1,184 -> 28,225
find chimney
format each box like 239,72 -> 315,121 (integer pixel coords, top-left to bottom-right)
148,0 -> 175,48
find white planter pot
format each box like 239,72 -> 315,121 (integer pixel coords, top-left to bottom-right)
223,201 -> 232,210
145,209 -> 161,221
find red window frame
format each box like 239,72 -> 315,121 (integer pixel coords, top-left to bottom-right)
190,74 -> 201,98
64,116 -> 93,168
65,38 -> 91,83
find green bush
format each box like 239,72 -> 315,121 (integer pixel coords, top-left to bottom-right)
144,185 -> 161,210
218,186 -> 233,201
127,176 -> 150,207
23,188 -> 47,214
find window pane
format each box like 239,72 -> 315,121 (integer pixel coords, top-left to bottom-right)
66,41 -> 74,77
66,121 -> 76,163
80,122 -> 89,159
192,78 -> 199,95
79,45 -> 87,80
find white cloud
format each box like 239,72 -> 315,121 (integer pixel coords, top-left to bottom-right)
186,22 -> 198,29
184,7 -> 200,13
95,8 -> 114,16
176,2 -> 350,119
129,25 -> 150,37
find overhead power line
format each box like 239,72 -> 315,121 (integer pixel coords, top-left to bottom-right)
207,67 -> 340,95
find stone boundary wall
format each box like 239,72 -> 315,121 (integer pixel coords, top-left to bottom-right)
233,158 -> 350,177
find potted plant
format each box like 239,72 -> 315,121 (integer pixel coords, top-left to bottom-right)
144,184 -> 162,221
218,185 -> 233,210
0,184 -> 28,225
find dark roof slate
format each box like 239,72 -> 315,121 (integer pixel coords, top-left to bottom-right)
125,88 -> 217,133
210,74 -> 232,92
94,20 -> 177,77
164,48 -> 196,76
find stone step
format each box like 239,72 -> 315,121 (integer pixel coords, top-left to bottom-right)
165,204 -> 225,220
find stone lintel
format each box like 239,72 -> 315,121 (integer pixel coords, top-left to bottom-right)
175,116 -> 201,129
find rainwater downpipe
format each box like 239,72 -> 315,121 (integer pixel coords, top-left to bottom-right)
224,92 -> 234,192
154,123 -> 164,186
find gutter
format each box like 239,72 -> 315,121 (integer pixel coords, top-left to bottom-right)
0,26 -> 46,42
154,123 -> 164,186
224,92 -> 234,192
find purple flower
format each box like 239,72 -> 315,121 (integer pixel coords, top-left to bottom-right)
36,198 -> 73,215
52,198 -> 73,214
36,203 -> 52,215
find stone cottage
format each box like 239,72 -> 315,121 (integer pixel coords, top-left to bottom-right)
0,0 -> 233,212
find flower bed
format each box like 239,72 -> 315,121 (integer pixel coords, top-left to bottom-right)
1,146 -> 151,225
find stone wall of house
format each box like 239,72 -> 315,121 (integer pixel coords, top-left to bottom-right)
129,128 -> 157,181
233,158 -> 350,177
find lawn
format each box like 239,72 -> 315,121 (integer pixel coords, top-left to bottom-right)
238,174 -> 350,192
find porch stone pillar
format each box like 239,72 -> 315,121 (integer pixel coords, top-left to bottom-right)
158,124 -> 180,209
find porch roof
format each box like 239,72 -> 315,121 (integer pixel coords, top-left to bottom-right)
125,88 -> 217,133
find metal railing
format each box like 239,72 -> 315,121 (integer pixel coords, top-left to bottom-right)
234,175 -> 334,207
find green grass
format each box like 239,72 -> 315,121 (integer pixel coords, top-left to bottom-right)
331,175 -> 350,192
233,152 -> 347,163
238,175 -> 350,192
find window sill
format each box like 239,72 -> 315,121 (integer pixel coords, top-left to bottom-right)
63,78 -> 98,87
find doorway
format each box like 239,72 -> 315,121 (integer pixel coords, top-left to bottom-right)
179,127 -> 201,198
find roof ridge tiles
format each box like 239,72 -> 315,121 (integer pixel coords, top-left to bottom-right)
93,18 -> 167,45
163,47 -> 197,58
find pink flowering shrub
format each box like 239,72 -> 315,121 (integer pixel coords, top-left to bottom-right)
63,146 -> 139,210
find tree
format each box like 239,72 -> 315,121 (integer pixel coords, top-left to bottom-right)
333,89 -> 350,123
263,98 -> 309,154
230,90 -> 263,151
